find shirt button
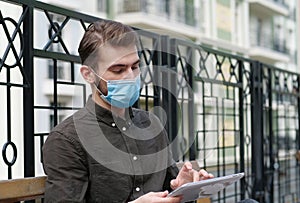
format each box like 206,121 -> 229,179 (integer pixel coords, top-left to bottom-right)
122,127 -> 126,131
135,187 -> 140,192
111,123 -> 116,127
133,156 -> 137,161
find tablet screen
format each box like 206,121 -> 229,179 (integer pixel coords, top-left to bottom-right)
168,172 -> 244,202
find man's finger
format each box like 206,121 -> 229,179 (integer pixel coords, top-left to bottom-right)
193,170 -> 200,182
199,169 -> 210,179
199,169 -> 208,176
199,169 -> 214,180
182,161 -> 193,171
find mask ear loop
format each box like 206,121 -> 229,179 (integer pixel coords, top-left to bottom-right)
89,66 -> 107,96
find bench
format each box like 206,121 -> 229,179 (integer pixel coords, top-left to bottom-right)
0,176 -> 46,203
0,161 -> 210,203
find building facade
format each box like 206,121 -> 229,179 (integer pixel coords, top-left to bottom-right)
0,0 -> 299,178
82,0 -> 298,72
1,1 -> 300,202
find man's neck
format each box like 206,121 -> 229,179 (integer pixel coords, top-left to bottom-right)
92,93 -> 126,118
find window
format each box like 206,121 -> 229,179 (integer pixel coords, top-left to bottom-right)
185,0 -> 195,26
97,0 -> 106,12
123,0 -> 140,12
48,60 -> 65,79
49,102 -> 66,129
50,114 -> 65,129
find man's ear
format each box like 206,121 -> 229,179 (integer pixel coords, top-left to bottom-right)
80,65 -> 95,84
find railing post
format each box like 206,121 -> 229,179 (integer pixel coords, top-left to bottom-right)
250,61 -> 264,202
267,68 -> 274,203
23,4 -> 35,177
186,46 -> 196,161
239,60 -> 245,200
298,74 -> 300,200
161,36 -> 180,161
297,75 -> 300,161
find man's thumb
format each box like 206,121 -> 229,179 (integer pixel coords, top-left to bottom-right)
158,190 -> 169,197
170,179 -> 178,189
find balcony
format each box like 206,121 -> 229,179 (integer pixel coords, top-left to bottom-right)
249,0 -> 289,16
116,0 -> 200,31
249,30 -> 290,63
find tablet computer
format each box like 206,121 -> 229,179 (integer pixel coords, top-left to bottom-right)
168,172 -> 244,202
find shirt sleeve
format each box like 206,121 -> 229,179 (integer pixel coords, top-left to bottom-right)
42,131 -> 88,203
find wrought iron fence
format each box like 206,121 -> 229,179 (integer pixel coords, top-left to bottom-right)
0,0 -> 299,202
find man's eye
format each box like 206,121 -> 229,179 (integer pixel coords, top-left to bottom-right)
112,68 -> 123,73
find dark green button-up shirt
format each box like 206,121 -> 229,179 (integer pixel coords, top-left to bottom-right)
42,96 -> 178,202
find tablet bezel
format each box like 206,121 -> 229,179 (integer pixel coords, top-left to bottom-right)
168,172 -> 244,202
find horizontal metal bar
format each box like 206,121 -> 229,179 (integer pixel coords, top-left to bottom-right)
2,0 -> 100,23
271,90 -> 300,97
197,145 -> 238,150
56,81 -> 86,87
34,106 -> 81,110
195,113 -> 240,117
139,94 -> 158,98
172,38 -> 254,63
34,133 -> 49,137
0,82 -> 29,88
263,64 -> 300,76
33,49 -> 80,63
194,77 -> 243,88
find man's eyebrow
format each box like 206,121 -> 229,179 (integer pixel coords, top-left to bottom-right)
108,59 -> 140,69
132,59 -> 140,65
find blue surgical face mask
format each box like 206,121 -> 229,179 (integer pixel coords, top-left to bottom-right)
94,72 -> 141,108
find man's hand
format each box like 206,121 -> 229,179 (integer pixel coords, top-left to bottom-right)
170,162 -> 214,190
129,191 -> 182,203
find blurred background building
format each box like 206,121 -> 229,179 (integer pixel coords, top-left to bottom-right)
63,0 -> 299,72
0,0 -> 299,179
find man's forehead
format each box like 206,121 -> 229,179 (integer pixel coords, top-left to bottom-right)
97,43 -> 139,65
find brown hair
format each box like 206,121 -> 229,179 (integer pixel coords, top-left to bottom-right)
78,20 -> 138,66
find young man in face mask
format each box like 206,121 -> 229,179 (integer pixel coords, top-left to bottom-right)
42,20 -> 214,203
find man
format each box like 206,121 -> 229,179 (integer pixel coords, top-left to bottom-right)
42,19 -> 214,202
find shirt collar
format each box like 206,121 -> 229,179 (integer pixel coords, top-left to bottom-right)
85,95 -> 134,125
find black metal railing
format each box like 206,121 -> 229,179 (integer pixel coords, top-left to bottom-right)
0,0 -> 300,202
